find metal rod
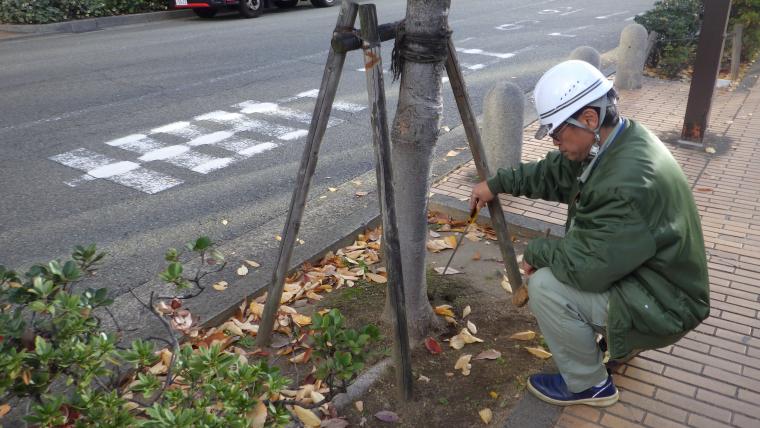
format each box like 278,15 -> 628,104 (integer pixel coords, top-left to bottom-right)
359,3 -> 414,401
257,0 -> 359,346
331,20 -> 400,53
680,0 -> 732,144
444,38 -> 526,304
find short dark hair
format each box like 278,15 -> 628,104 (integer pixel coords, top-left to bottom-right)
570,88 -> 619,128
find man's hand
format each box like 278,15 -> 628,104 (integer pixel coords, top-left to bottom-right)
470,181 -> 495,212
521,259 -> 536,276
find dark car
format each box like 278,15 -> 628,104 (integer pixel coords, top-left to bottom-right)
174,0 -> 336,19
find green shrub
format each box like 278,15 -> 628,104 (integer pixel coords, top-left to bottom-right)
0,0 -> 167,24
635,0 -> 703,78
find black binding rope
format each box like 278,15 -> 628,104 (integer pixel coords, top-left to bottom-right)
390,20 -> 453,82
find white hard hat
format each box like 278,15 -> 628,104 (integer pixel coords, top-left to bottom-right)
533,60 -> 613,139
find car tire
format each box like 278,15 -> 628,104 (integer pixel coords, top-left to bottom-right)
239,0 -> 263,18
274,0 -> 299,8
310,0 -> 335,7
193,7 -> 218,18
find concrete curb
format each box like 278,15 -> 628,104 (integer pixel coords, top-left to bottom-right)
0,9 -> 194,35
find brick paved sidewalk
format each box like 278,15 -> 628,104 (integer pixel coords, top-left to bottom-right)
431,75 -> 760,428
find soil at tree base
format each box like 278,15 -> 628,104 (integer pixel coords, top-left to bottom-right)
314,225 -> 554,427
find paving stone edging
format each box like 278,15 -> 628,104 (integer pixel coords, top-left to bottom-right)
0,9 -> 194,34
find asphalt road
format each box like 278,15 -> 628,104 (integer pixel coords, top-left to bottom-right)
0,0 -> 655,295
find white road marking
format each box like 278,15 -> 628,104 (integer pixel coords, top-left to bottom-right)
215,139 -> 277,156
464,63 -> 486,70
139,145 -> 190,162
356,67 -> 388,74
106,134 -> 164,154
50,148 -> 183,193
548,25 -> 591,38
238,142 -> 278,156
560,9 -> 582,16
187,131 -> 235,147
236,101 -> 342,127
596,11 -> 629,19
150,121 -> 203,138
456,47 -> 515,59
196,110 -> 308,139
278,90 -> 366,113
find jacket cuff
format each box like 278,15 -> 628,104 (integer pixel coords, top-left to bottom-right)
525,238 -> 552,269
486,173 -> 505,195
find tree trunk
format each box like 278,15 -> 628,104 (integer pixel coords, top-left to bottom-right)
385,0 -> 451,341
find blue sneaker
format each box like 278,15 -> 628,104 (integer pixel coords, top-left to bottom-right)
527,373 -> 619,407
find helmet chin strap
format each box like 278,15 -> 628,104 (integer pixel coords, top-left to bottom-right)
566,95 -> 611,159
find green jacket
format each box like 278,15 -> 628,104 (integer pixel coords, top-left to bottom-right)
487,120 -> 709,359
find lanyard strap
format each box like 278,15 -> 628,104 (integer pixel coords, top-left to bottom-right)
579,117 -> 627,184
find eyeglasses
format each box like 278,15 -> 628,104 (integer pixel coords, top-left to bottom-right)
549,122 -> 570,140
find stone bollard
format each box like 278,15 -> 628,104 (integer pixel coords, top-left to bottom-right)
483,82 -> 524,172
569,46 -> 601,70
615,23 -> 648,90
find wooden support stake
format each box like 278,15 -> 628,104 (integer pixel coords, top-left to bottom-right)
444,38 -> 527,306
257,0 -> 359,346
731,24 -> 743,81
359,3 -> 414,400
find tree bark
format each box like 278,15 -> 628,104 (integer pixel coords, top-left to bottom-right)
385,0 -> 451,341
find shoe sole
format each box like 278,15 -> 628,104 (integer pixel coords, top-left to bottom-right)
527,382 -> 620,407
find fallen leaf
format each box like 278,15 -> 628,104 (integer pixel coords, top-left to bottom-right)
328,187 -> 338,192
467,320 -> 478,335
212,281 -> 228,291
489,391 -> 499,399
237,265 -> 249,276
444,316 -> 457,325
293,405 -> 321,427
462,305 -> 471,318
0,404 -> 10,418
460,328 -> 484,344
245,260 -> 261,268
446,150 -> 460,157
444,235 -> 458,249
321,419 -> 350,428
424,337 -> 442,354
275,235 -> 282,241
509,330 -> 536,341
355,401 -> 364,412
298,239 -> 305,245
525,347 -> 553,359
418,375 -> 431,382
222,219 -> 229,225
292,314 -> 312,327
449,335 -> 465,350
695,187 -> 713,192
429,230 -> 441,238
474,349 -> 502,360
246,401 -> 267,428
365,272 -> 387,283
155,300 -> 173,314
219,320 -> 245,336
426,239 -> 447,253
472,251 -> 481,260
289,349 -> 312,364
374,410 -> 400,423
500,273 -> 512,293
434,305 -> 455,317
434,266 -> 461,275
455,354 -> 472,375
705,147 -> 716,154
479,408 -> 493,424
355,191 -> 369,197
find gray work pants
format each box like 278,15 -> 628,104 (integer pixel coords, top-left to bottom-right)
527,267 -> 610,392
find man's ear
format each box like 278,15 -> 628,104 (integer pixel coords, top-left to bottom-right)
581,108 -> 599,129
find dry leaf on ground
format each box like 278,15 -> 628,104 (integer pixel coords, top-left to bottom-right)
321,419 -> 350,428
237,265 -> 249,276
0,404 -> 11,418
500,273 -> 512,293
474,349 -> 502,360
365,272 -> 387,283
467,320 -> 478,334
449,335 -> 465,350
434,305 -> 455,317
455,354 -> 472,375
355,401 -> 364,412
479,408 -> 493,424
293,406 -> 321,427
462,305 -> 471,318
471,251 -> 481,260
434,266 -> 461,275
429,230 -> 441,238
328,187 -> 338,192
245,260 -> 261,268
509,330 -> 536,341
446,150 -> 460,157
459,328 -> 484,344
375,410 -> 400,423
355,191 -> 369,197
212,281 -> 228,291
246,401 -> 267,428
525,347 -> 553,359
424,337 -> 442,354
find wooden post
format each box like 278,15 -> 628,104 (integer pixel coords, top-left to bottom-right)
359,3 -> 414,400
257,0 -> 359,346
731,24 -> 743,81
444,39 -> 527,306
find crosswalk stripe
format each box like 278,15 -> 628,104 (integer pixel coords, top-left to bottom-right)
236,101 -> 343,127
195,110 -> 307,140
150,121 -> 204,138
